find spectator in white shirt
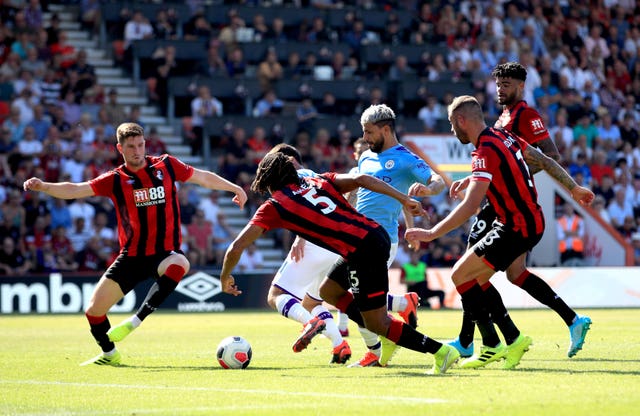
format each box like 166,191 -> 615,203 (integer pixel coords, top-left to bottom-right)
198,190 -> 221,226
235,242 -> 264,273
607,187 -> 635,228
68,197 -> 95,233
123,10 -> 154,50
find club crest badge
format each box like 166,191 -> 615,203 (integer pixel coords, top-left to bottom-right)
385,160 -> 395,169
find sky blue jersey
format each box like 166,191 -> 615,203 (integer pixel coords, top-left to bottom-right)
356,145 -> 432,243
297,168 -> 319,178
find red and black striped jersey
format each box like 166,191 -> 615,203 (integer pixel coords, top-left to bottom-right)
495,100 -> 550,146
470,127 -> 545,237
250,172 -> 381,259
89,154 -> 194,256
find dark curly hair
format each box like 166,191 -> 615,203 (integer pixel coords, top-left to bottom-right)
268,143 -> 303,164
251,152 -> 301,194
491,62 -> 527,81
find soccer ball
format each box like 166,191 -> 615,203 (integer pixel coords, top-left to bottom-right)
216,336 -> 252,369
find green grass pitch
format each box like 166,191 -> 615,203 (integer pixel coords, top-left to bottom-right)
1,308 -> 639,415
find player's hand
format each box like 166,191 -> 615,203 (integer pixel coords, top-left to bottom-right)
449,176 -> 470,199
407,242 -> 420,252
403,198 -> 426,217
408,182 -> 432,197
23,177 -> 45,192
232,188 -> 248,210
290,236 -> 306,262
405,227 -> 435,246
571,186 -> 595,206
221,275 -> 242,296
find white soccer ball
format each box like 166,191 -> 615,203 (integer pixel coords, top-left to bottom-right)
216,336 -> 252,369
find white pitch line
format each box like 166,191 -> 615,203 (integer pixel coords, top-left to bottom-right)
1,379 -> 449,405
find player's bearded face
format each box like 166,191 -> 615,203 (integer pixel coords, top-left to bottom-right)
450,115 -> 470,144
367,130 -> 385,153
496,77 -> 520,106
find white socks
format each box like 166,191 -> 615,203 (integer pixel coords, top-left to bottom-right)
276,294 -> 311,324
311,305 -> 343,348
358,327 -> 381,356
388,294 -> 408,313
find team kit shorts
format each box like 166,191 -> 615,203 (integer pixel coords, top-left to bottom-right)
104,250 -> 182,294
272,232 -> 397,304
472,219 -> 543,271
327,227 -> 394,312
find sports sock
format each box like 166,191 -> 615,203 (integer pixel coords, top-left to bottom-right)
457,281 -> 501,347
386,293 -> 407,312
335,292 -> 365,327
136,264 -> 186,321
275,294 -> 311,324
358,327 -> 381,355
337,311 -> 349,331
458,310 -> 476,348
386,317 -> 441,354
514,270 -> 577,326
482,283 -> 520,345
86,313 -> 115,353
311,305 -> 343,347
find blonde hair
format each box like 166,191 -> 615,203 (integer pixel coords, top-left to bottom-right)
447,95 -> 483,121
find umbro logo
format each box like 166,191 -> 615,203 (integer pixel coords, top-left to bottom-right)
175,271 -> 222,302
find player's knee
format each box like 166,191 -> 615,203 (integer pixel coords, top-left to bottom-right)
506,266 -> 527,282
164,263 -> 187,283
267,285 -> 284,310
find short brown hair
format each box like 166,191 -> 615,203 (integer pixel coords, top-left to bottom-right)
116,123 -> 144,145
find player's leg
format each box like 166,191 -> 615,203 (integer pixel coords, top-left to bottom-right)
506,258 -> 591,357
319,262 -> 381,366
81,275 -> 125,366
475,275 -> 520,345
108,253 -> 189,342
383,244 -> 421,328
350,252 -> 459,374
268,285 -> 312,324
448,209 -> 493,356
337,310 -> 350,336
273,243 -> 341,354
458,227 -> 537,369
449,250 -> 508,369
301,296 -> 351,364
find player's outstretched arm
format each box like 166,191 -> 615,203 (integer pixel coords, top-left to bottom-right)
405,179 -> 488,245
189,168 -> 248,209
23,178 -> 94,199
408,173 -> 445,197
220,223 -> 265,296
345,173 -> 426,217
448,175 -> 471,199
523,147 -> 595,206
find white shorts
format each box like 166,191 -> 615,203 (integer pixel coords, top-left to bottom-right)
271,240 -> 398,301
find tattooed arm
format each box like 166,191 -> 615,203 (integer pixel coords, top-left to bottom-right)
524,146 -> 595,206
529,137 -> 561,174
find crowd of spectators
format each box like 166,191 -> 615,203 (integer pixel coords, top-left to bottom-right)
3,1 -> 640,276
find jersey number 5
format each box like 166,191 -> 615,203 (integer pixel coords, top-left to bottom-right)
303,187 -> 337,214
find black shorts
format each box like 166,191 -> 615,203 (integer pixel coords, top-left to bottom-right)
468,202 -> 496,247
472,220 -> 543,271
327,227 -> 390,312
104,251 -> 181,294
